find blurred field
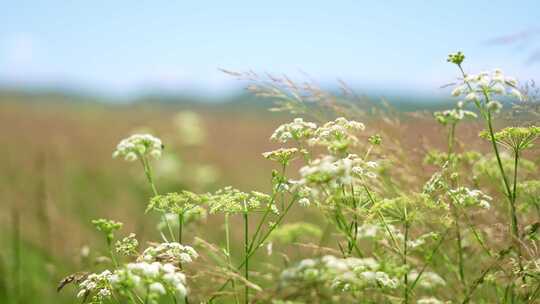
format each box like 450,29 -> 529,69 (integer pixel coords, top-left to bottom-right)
0,92 -> 528,303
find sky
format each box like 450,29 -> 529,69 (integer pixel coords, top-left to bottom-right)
1,0 -> 539,97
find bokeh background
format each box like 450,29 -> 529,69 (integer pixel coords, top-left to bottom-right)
1,1 -> 539,303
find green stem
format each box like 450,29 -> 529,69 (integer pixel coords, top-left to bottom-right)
456,63 -> 522,269
448,123 -> 456,156
408,228 -> 449,293
225,214 -> 240,304
139,156 -> 176,242
247,163 -> 286,253
209,196 -> 298,303
511,150 -> 520,236
108,243 -> 118,268
362,183 -> 401,254
484,104 -> 513,202
178,212 -> 184,244
243,212 -> 249,304
485,110 -> 521,266
403,207 -> 409,304
455,210 -> 466,287
446,121 -> 466,289
11,210 -> 20,304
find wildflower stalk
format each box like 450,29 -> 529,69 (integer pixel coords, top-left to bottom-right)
458,205 -> 492,258
448,122 -> 456,155
247,164 -> 287,253
178,212 -> 184,244
243,211 -> 249,304
11,209 -> 20,304
108,242 -> 118,268
483,96 -> 522,268
403,205 -> 409,304
528,283 -> 540,303
454,62 -> 522,267
445,121 -> 466,289
139,156 -> 176,242
453,206 -> 465,287
225,214 -> 240,304
408,228 -> 450,293
363,183 -> 401,254
208,195 -> 298,303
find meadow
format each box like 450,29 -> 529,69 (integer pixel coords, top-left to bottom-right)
1,53 -> 539,303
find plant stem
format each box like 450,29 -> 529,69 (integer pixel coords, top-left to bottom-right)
208,196 -> 298,303
247,163 -> 286,252
403,206 -> 409,304
108,243 -> 118,268
456,64 -> 522,268
178,212 -> 184,244
446,121 -> 466,289
408,228 -> 449,293
243,212 -> 249,304
485,109 -> 521,266
225,214 -> 240,304
454,207 -> 466,288
139,156 -> 176,242
448,123 -> 456,155
11,209 -> 20,304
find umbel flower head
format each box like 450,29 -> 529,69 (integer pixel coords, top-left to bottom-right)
139,242 -> 198,265
270,118 -> 317,143
480,126 -> 540,153
76,270 -> 113,302
92,219 -> 123,244
147,191 -> 205,215
115,233 -> 139,256
112,134 -> 163,161
262,147 -> 303,166
450,68 -> 523,105
206,186 -> 271,214
434,108 -> 477,126
449,187 -> 492,209
447,51 -> 465,65
111,261 -> 188,302
309,117 -> 365,154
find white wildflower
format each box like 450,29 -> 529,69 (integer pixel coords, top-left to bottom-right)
112,134 -> 163,161
417,297 -> 444,304
271,118 -> 317,143
149,282 -> 166,295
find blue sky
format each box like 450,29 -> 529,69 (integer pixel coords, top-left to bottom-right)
2,0 -> 539,97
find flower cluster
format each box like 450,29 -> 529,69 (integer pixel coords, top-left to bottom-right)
417,297 -> 445,304
480,126 -> 540,153
115,233 -> 139,256
76,270 -> 113,302
92,219 -> 123,244
206,187 -> 271,214
280,255 -> 399,292
297,154 -> 377,189
434,108 -> 477,126
448,187 -> 492,209
270,117 -> 365,154
450,68 -> 523,112
112,134 -> 163,161
309,117 -> 365,154
147,191 -> 205,215
447,51 -> 465,65
270,118 -> 317,143
357,223 -> 437,250
111,261 -> 188,303
262,147 -> 304,166
140,242 -> 198,265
